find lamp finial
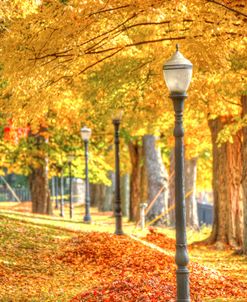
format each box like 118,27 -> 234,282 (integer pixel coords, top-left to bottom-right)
176,44 -> 179,52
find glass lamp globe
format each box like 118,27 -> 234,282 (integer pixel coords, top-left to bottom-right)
67,154 -> 75,163
163,45 -> 193,94
80,126 -> 92,141
112,109 -> 124,121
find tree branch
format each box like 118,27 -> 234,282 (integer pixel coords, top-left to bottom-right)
78,13 -> 138,49
89,5 -> 131,17
85,36 -> 188,55
207,0 -> 247,18
30,50 -> 73,61
123,20 -> 171,30
78,47 -> 124,75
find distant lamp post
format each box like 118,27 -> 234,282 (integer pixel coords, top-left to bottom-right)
55,175 -> 59,210
80,126 -> 92,223
67,154 -> 75,219
163,44 -> 193,302
112,110 -> 124,235
59,165 -> 65,218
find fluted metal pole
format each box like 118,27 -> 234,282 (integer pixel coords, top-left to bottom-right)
69,162 -> 73,219
83,140 -> 91,222
55,176 -> 59,209
51,176 -> 55,207
113,119 -> 124,235
60,171 -> 64,218
171,92 -> 190,302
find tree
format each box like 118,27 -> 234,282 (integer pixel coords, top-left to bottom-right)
128,139 -> 144,222
185,157 -> 199,229
143,135 -> 168,223
241,95 -> 247,254
1,0 -> 246,129
28,128 -> 52,214
208,117 -> 243,248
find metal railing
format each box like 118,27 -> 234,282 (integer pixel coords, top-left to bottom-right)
0,187 -> 31,202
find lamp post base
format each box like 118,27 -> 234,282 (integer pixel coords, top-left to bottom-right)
83,216 -> 92,223
114,230 -> 124,235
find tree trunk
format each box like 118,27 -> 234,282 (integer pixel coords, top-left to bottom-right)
168,149 -> 175,226
143,135 -> 168,223
90,183 -> 98,207
208,117 -> 243,248
141,157 -> 148,207
241,95 -> 247,254
120,174 -> 130,217
102,172 -> 114,212
95,184 -> 107,212
29,162 -> 51,215
72,178 -> 84,203
227,134 -> 243,248
128,140 -> 143,222
29,130 -> 52,215
185,157 -> 199,229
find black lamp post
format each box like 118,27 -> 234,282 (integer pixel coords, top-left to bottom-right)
81,126 -> 92,223
59,167 -> 64,218
163,44 -> 193,302
67,154 -> 75,219
55,175 -> 59,209
112,111 -> 124,235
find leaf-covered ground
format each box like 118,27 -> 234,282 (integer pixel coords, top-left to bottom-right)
0,205 -> 247,302
142,229 -> 247,289
0,216 -> 95,302
62,233 -> 247,302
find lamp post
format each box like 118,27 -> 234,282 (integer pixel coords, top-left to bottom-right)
67,154 -> 75,219
81,126 -> 92,223
112,110 -> 124,235
55,175 -> 59,209
163,44 -> 193,302
59,166 -> 64,217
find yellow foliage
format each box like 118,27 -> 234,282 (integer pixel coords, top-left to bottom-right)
0,0 -> 246,189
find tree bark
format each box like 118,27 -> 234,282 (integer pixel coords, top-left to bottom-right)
143,135 -> 168,223
91,173 -> 114,212
128,140 -> 143,222
103,172 -> 114,212
29,130 -> 52,215
120,173 -> 130,217
241,95 -> 247,254
90,183 -> 98,207
29,160 -> 51,215
72,178 -> 84,203
185,157 -> 199,229
208,117 -> 243,248
95,184 -> 107,212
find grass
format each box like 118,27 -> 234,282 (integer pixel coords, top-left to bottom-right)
0,215 -> 104,301
0,216 -> 74,301
0,202 -> 246,301
0,202 -> 136,234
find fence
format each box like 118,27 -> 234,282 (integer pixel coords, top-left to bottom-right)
0,187 -> 31,202
0,176 -> 84,203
